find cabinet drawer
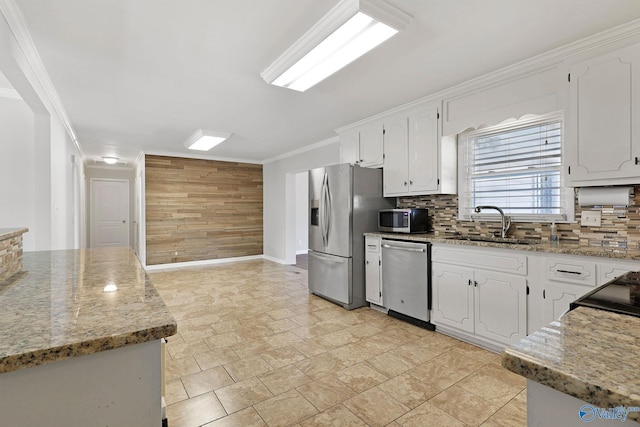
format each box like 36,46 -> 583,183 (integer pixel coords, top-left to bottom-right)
598,259 -> 640,285
365,237 -> 381,253
544,257 -> 596,286
432,244 -> 527,275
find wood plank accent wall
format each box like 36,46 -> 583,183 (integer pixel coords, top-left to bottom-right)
145,155 -> 263,265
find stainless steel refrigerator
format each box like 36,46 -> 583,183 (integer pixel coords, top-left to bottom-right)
308,163 -> 393,310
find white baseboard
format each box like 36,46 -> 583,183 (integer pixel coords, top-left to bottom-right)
144,255 -> 264,271
296,249 -> 308,255
262,255 -> 287,264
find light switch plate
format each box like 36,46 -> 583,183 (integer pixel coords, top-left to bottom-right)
581,210 -> 602,227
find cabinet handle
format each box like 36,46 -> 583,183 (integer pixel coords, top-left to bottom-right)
409,180 -> 413,185
468,279 -> 472,286
636,157 -> 639,165
557,269 -> 581,275
366,260 -> 369,265
404,181 -> 408,186
474,281 -> 478,287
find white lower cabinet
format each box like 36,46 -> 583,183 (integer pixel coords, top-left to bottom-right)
541,255 -> 640,325
364,236 -> 382,305
431,245 -> 528,349
431,263 -> 474,333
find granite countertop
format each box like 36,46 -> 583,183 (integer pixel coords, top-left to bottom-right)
365,232 -> 640,261
0,247 -> 177,374
501,306 -> 640,422
0,228 -> 28,241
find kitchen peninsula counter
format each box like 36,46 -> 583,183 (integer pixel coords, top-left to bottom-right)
0,246 -> 177,426
365,232 -> 640,261
502,306 -> 640,425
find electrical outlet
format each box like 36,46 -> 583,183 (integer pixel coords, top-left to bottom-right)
581,210 -> 602,227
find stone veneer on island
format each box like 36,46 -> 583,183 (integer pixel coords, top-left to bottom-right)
0,246 -> 177,426
0,228 -> 27,283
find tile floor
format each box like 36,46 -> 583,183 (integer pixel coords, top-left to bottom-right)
148,259 -> 526,427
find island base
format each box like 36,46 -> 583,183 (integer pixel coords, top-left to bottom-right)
0,339 -> 162,426
528,380 -> 640,427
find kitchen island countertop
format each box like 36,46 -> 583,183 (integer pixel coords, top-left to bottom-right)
502,306 -> 640,422
0,246 -> 177,374
0,228 -> 28,241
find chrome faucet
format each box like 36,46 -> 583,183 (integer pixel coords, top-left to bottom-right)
474,205 -> 511,238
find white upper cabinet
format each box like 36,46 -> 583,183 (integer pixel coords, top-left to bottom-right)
338,123 -> 384,168
565,42 -> 640,186
383,104 -> 456,197
358,122 -> 385,167
380,115 -> 409,195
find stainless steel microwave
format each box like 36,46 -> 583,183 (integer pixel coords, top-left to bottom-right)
378,208 -> 430,233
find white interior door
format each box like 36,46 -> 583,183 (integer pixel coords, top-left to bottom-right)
91,179 -> 130,248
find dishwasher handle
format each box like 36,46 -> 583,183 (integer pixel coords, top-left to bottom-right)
382,243 -> 426,253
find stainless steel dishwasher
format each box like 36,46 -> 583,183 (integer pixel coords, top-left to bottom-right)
381,239 -> 433,329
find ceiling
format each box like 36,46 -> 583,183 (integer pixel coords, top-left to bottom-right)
10,0 -> 640,165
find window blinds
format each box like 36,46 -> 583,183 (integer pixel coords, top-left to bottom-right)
460,118 -> 568,221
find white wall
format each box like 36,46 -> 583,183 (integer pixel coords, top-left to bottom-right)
0,96 -> 36,251
263,139 -> 340,264
0,11 -> 84,251
295,171 -> 308,254
50,116 -> 82,250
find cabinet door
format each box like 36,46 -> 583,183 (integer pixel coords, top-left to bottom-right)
431,263 -> 474,333
408,107 -> 440,194
566,43 -> 640,184
365,237 -> 382,305
358,122 -> 384,167
382,116 -> 409,196
543,283 -> 591,324
339,131 -> 359,165
474,270 -> 527,345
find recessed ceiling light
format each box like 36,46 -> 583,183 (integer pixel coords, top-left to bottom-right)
102,156 -> 119,164
261,0 -> 411,92
184,129 -> 232,151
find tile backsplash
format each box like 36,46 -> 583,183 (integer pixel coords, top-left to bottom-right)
398,185 -> 640,249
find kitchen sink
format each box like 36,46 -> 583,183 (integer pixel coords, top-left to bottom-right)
446,236 -> 541,245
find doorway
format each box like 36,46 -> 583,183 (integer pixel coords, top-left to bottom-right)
90,179 -> 130,248
295,171 -> 309,269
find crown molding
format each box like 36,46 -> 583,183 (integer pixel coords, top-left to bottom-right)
0,0 -> 83,157
336,17 -> 640,133
0,87 -> 21,99
143,150 -> 263,165
262,136 -> 339,164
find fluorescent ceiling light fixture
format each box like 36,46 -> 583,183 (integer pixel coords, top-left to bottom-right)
184,129 -> 232,151
102,156 -> 119,164
261,0 -> 411,92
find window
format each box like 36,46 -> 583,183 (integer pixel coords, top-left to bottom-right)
458,114 -> 573,222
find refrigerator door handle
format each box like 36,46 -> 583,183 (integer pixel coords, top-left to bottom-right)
321,172 -> 331,246
324,173 -> 332,245
320,173 -> 327,247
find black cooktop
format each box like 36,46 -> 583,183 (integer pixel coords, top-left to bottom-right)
570,271 -> 640,317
